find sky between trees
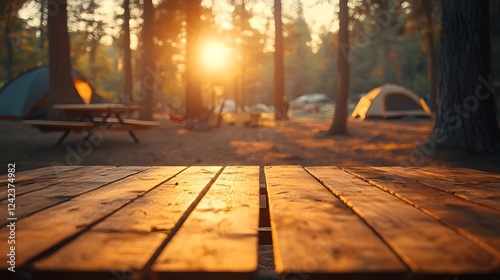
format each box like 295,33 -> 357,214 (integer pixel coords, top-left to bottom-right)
18,0 -> 337,51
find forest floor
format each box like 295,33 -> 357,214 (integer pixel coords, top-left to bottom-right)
1,112 -> 499,173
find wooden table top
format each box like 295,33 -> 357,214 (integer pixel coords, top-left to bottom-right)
52,103 -> 143,113
0,166 -> 499,280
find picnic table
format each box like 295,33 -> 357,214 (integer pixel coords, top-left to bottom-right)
0,165 -> 499,280
22,104 -> 161,145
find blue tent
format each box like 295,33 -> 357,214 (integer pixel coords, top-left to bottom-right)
0,66 -> 103,119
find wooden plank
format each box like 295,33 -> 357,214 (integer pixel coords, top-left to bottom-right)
152,166 -> 261,280
375,166 -> 500,212
417,166 -> 500,177
21,120 -> 98,132
0,166 -> 109,200
348,167 -> 500,257
33,232 -> 166,280
265,166 -> 406,279
0,166 -> 186,271
0,166 -> 146,225
307,166 -> 498,275
32,166 -> 221,278
92,117 -> 162,128
53,103 -> 143,112
0,166 -> 80,184
108,123 -> 160,131
415,167 -> 500,189
90,166 -> 223,232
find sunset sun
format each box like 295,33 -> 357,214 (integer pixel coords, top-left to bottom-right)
200,40 -> 230,70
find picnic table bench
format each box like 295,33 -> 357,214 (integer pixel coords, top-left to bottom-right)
22,104 -> 161,145
0,166 -> 499,280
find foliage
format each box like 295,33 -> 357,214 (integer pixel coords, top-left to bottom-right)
284,2 -> 321,100
2,0 -> 497,115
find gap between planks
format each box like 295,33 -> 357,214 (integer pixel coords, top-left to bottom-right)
0,166 -> 97,200
0,166 -> 188,274
343,167 -> 500,261
266,166 -> 407,278
0,166 -> 148,227
151,166 -> 260,280
376,166 -> 500,212
307,166 -> 498,274
32,166 -> 225,280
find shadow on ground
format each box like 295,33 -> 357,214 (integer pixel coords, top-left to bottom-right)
1,117 -> 499,173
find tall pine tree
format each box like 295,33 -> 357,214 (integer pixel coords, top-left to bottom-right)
328,0 -> 350,134
47,0 -> 82,120
433,0 -> 500,152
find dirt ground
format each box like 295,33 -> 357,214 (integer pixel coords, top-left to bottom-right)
1,113 -> 499,173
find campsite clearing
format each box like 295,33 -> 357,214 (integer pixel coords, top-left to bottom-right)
1,116 -> 499,174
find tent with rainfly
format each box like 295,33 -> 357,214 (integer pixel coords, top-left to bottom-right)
0,66 -> 104,120
351,84 -> 431,119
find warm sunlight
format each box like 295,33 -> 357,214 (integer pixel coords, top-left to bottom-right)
200,40 -> 231,71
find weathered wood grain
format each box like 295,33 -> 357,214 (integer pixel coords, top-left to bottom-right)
348,167 -> 500,258
152,166 -> 260,280
0,166 -> 81,184
32,232 -> 166,280
0,166 -> 95,199
309,166 -> 498,275
32,166 -> 222,278
415,167 -> 500,189
2,165 -> 499,280
0,166 -> 146,226
265,166 -> 406,279
374,166 -> 500,212
92,166 -> 223,233
0,166 -> 185,270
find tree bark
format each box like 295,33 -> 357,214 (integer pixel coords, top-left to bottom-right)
185,0 -> 203,122
274,0 -> 287,121
4,2 -> 13,80
240,0 -> 247,111
382,37 -> 391,83
139,0 -> 154,120
423,0 -> 438,112
89,35 -> 98,88
328,0 -> 350,135
38,0 -> 46,50
122,0 -> 132,104
47,0 -> 81,120
433,0 -> 500,152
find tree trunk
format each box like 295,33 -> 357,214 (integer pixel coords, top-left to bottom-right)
382,37 -> 391,83
139,0 -> 154,120
240,0 -> 247,111
240,58 -> 246,111
39,0 -> 46,50
234,71 -> 241,113
122,0 -> 132,104
433,0 -> 500,152
185,0 -> 203,122
274,0 -> 287,121
47,0 -> 81,120
4,23 -> 13,80
423,0 -> 438,112
379,0 -> 392,84
328,0 -> 350,135
89,35 -> 98,89
4,3 -> 13,80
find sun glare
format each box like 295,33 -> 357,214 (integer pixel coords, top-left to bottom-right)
200,41 -> 230,71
